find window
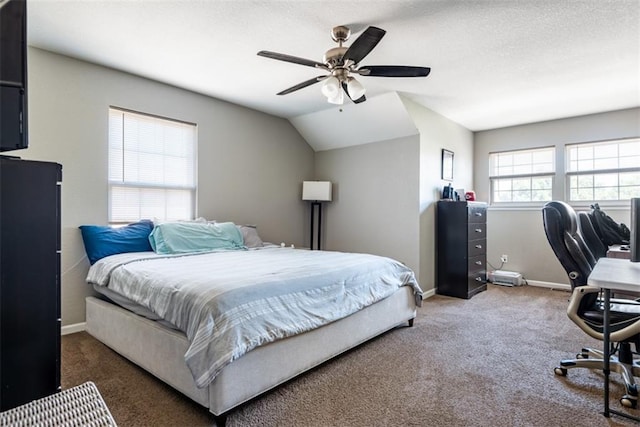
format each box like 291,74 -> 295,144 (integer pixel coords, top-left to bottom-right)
566,138 -> 640,202
108,108 -> 197,223
489,147 -> 555,203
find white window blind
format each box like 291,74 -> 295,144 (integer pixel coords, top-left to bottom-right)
108,108 -> 197,222
566,138 -> 640,202
489,147 -> 555,203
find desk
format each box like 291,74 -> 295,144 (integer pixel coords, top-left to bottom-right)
607,245 -> 632,259
588,258 -> 640,421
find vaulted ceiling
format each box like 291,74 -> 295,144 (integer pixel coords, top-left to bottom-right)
27,1 -> 640,150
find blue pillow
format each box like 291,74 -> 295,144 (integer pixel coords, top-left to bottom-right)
149,221 -> 245,254
79,220 -> 154,264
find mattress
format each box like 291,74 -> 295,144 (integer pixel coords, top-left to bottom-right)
93,283 -> 179,329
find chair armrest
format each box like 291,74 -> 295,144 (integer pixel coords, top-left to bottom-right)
568,286 -> 640,342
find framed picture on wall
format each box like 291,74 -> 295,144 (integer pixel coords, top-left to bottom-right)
441,149 -> 454,181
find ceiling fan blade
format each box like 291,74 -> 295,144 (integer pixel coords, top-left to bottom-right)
342,26 -> 386,65
257,50 -> 326,69
277,76 -> 327,95
341,82 -> 366,104
358,65 -> 431,77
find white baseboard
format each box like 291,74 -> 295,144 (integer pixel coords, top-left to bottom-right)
422,288 -> 436,299
423,282 -> 569,298
526,280 -> 571,292
62,322 -> 86,335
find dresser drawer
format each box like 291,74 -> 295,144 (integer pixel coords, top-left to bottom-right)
468,255 -> 485,274
468,239 -> 486,257
468,269 -> 487,289
468,206 -> 486,223
468,223 -> 485,240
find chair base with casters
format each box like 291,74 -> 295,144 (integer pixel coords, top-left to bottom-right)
554,284 -> 640,409
554,342 -> 640,408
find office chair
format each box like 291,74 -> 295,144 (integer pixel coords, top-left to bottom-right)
577,211 -> 608,260
542,201 -> 640,408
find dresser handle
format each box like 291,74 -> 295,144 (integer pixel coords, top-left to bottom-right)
475,277 -> 483,282
475,228 -> 482,233
475,244 -> 482,249
474,212 -> 483,217
475,260 -> 482,265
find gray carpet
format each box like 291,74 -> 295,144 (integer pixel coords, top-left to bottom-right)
62,285 -> 639,426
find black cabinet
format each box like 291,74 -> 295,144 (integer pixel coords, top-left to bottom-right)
0,157 -> 62,410
436,201 -> 487,299
0,86 -> 26,151
1,0 -> 28,152
0,0 -> 26,85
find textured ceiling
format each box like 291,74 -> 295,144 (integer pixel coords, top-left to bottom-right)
27,0 -> 640,137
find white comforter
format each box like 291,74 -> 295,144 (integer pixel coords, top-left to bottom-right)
87,248 -> 422,388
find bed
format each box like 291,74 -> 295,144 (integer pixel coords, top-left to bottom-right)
80,221 -> 422,425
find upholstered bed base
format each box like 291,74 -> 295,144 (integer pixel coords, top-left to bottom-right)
85,286 -> 416,419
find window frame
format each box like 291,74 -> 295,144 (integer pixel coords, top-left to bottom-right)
488,146 -> 556,206
565,137 -> 640,208
108,107 -> 198,224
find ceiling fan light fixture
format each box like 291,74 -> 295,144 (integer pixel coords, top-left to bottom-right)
259,25 -> 430,105
346,77 -> 366,100
327,89 -> 344,105
321,76 -> 341,99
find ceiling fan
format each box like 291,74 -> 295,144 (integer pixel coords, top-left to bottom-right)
257,25 -> 431,105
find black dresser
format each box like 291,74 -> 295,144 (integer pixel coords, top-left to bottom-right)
0,157 -> 62,410
436,200 -> 487,299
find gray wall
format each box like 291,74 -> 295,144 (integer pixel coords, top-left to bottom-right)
314,99 -> 474,291
403,98 -> 475,291
23,48 -> 314,326
473,108 -> 640,284
314,135 -> 420,275
25,47 -> 633,325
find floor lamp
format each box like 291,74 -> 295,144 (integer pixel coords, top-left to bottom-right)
302,181 -> 332,250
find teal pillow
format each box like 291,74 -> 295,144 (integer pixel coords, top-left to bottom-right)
149,221 -> 245,254
79,220 -> 154,264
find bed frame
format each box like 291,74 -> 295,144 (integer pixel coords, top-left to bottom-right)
85,286 -> 417,425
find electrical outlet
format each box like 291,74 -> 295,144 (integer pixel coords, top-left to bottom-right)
500,254 -> 508,263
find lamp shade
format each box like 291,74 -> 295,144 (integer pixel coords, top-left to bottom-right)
302,181 -> 332,202
326,89 -> 344,105
346,77 -> 366,100
321,76 -> 340,99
